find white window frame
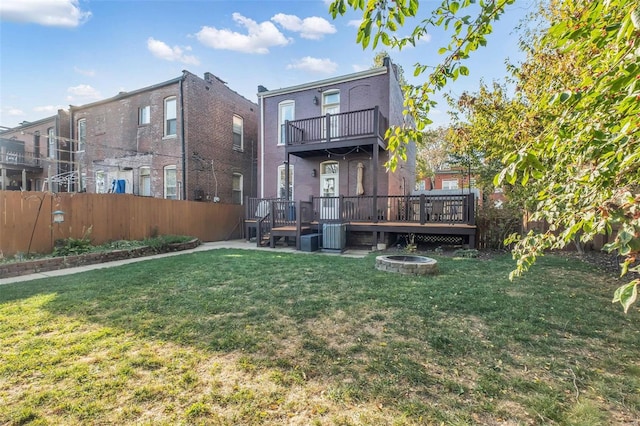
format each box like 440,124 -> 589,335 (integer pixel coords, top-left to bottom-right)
278,100 -> 295,145
277,164 -> 294,200
139,105 -> 150,125
232,173 -> 243,204
164,97 -> 177,137
164,165 -> 177,199
48,128 -> 55,159
442,179 -> 459,190
77,118 -> 86,152
232,115 -> 243,151
139,166 -> 151,196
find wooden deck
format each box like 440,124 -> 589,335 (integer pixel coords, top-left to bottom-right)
245,194 -> 478,250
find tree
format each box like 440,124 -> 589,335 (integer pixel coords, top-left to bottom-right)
330,0 -> 640,312
415,126 -> 450,185
496,0 -> 640,312
330,0 -> 516,170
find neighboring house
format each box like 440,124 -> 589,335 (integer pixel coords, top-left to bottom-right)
69,70 -> 257,202
0,110 -> 71,192
247,58 -> 476,250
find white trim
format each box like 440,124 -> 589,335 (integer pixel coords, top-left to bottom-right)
278,100 -> 295,146
256,66 -> 387,98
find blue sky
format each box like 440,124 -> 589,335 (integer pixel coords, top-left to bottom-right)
0,0 -> 534,129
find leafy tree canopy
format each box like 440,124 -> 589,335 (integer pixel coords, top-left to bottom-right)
330,0 -> 640,312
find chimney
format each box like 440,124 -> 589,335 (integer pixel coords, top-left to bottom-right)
257,85 -> 268,93
204,72 -> 213,82
383,56 -> 391,68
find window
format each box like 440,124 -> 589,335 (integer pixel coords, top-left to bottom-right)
278,101 -> 295,145
95,170 -> 106,193
232,115 -> 243,151
442,179 -> 459,190
164,97 -> 177,137
34,131 -> 40,160
77,118 -> 86,152
232,173 -> 243,204
48,128 -> 55,159
322,91 -> 340,138
140,167 -> 151,196
139,105 -> 150,125
277,164 -> 294,200
164,165 -> 177,199
415,180 -> 426,191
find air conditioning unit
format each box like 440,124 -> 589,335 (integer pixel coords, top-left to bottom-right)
323,223 -> 346,252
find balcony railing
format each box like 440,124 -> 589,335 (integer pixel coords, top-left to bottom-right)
0,150 -> 42,168
284,107 -> 387,146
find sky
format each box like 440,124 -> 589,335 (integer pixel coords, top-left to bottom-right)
0,0 -> 535,129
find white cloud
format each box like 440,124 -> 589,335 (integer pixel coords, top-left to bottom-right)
5,107 -> 25,116
271,14 -> 336,40
0,0 -> 91,27
34,105 -> 64,114
66,84 -> 101,102
147,37 -> 200,65
347,19 -> 362,28
196,13 -> 290,54
287,57 -> 338,74
74,66 -> 96,77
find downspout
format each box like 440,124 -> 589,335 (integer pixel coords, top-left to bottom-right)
69,106 -> 74,192
259,94 -> 265,198
179,73 -> 187,201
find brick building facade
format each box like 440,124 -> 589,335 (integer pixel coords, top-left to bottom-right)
0,110 -> 71,192
257,58 -> 415,203
69,70 -> 257,202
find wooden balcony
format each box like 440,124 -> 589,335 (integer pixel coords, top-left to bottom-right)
284,107 -> 387,158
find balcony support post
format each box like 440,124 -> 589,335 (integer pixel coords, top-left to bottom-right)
372,143 -> 379,223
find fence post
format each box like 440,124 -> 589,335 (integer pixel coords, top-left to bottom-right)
420,194 -> 426,224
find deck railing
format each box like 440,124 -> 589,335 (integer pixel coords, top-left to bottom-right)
0,150 -> 41,168
285,107 -> 387,146
248,194 -> 475,227
312,194 -> 475,225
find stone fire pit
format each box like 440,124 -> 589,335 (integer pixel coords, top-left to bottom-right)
375,255 -> 439,275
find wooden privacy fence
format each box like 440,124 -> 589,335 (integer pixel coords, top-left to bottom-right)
0,191 -> 244,257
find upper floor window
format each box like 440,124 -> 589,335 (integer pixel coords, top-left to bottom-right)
48,128 -> 55,159
232,173 -> 243,204
164,165 -> 177,199
278,101 -> 295,145
139,105 -> 150,125
77,119 -> 86,152
164,97 -> 177,137
33,131 -> 40,159
232,115 -> 243,151
442,179 -> 459,190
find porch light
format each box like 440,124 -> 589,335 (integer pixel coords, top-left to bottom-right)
52,210 -> 65,223
313,96 -> 318,105
311,169 -> 317,177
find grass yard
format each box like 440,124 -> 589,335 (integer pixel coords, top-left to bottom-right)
1,249 -> 638,425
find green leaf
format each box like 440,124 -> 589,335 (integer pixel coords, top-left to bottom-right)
449,1 -> 460,14
459,66 -> 469,76
438,47 -> 448,55
612,281 -> 638,313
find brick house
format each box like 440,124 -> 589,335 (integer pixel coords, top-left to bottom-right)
69,70 -> 258,203
256,57 -> 415,205
0,110 -> 71,192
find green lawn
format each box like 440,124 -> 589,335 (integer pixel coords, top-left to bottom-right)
1,249 -> 638,425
